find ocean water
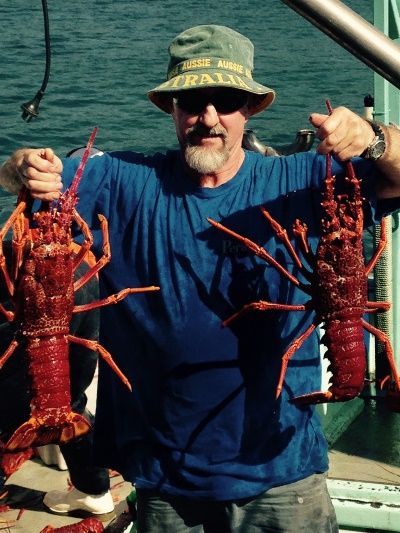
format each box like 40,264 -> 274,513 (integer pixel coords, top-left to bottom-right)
1,0 -> 373,160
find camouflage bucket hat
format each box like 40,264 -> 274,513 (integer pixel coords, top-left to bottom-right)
148,25 -> 276,115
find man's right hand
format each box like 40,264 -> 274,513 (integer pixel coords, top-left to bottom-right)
0,148 -> 63,201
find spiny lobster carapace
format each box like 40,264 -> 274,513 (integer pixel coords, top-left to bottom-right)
0,128 -> 160,450
208,124 -> 400,406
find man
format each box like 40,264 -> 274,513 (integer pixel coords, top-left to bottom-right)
1,25 -> 400,532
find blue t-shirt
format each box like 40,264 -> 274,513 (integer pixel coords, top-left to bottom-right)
62,149 -> 381,501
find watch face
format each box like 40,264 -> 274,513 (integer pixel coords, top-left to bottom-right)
370,139 -> 386,160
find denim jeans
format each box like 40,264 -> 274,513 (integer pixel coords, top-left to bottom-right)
59,409 -> 110,495
136,473 -> 338,533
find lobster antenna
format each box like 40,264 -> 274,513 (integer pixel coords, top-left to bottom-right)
69,126 -> 98,195
326,148 -> 332,176
326,99 -> 358,179
325,100 -> 333,175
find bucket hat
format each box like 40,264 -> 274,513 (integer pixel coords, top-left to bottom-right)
148,25 -> 275,115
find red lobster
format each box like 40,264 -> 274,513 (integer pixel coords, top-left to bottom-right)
208,110 -> 400,405
0,128 -> 159,450
40,517 -> 104,533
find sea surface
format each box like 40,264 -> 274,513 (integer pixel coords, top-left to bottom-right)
1,0 -> 374,162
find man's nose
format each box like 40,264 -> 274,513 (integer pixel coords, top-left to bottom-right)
198,103 -> 219,127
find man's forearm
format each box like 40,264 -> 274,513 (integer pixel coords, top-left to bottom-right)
376,124 -> 400,199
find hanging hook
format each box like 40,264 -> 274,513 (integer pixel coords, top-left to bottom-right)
21,0 -> 51,121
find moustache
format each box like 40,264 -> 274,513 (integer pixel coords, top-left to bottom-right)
187,124 -> 227,143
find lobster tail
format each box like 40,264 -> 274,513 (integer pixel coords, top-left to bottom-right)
292,313 -> 366,405
4,412 -> 91,451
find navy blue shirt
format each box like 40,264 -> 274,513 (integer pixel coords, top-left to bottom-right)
62,149 -> 381,500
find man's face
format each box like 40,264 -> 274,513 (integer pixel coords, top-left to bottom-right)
171,88 -> 250,175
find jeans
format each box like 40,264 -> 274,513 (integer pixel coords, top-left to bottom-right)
136,473 -> 338,533
60,410 -> 110,495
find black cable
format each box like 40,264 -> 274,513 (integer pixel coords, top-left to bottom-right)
21,0 -> 51,121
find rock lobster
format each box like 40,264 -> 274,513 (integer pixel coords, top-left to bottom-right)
208,113 -> 400,406
0,128 -> 159,450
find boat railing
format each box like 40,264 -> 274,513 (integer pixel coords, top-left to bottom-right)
242,129 -> 315,156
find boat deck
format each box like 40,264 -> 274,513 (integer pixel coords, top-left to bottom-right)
2,459 -> 133,531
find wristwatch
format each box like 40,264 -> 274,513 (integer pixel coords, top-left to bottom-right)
361,120 -> 386,161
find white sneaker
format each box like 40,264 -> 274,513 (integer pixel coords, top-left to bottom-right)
43,487 -> 115,517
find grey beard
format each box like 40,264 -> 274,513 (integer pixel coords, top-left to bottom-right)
184,144 -> 230,174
